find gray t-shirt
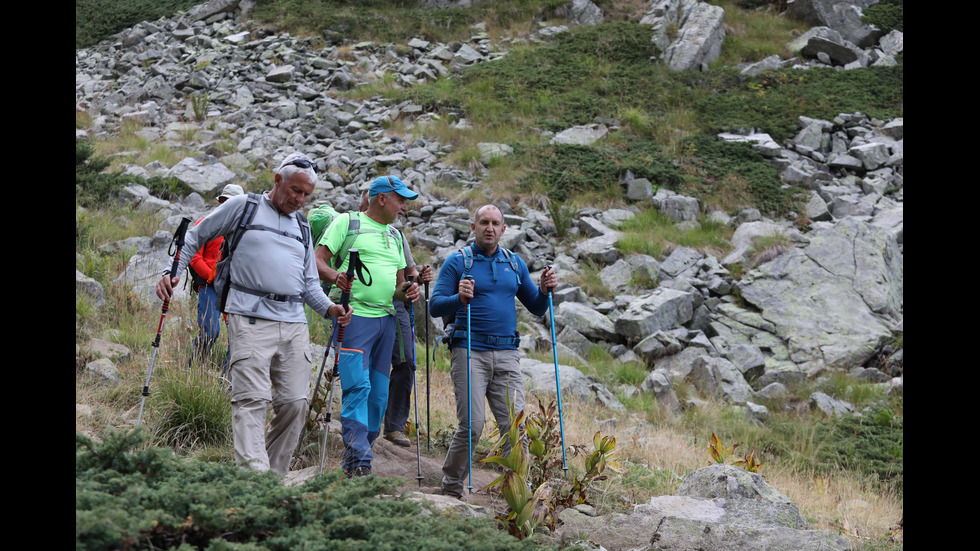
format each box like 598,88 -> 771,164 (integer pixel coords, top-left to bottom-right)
175,192 -> 333,322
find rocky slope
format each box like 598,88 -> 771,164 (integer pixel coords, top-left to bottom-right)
76,2 -> 902,550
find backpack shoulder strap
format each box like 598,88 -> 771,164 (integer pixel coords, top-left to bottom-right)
296,211 -> 311,249
333,212 -> 360,269
499,247 -> 522,285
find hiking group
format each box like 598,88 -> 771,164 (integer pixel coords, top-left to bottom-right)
153,152 -> 559,490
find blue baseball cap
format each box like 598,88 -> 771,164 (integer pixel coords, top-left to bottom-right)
369,175 -> 419,200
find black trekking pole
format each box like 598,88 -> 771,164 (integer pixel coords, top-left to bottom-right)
136,217 -> 192,430
424,272 -> 431,453
319,250 -> 359,473
303,319 -> 340,442
405,275 -> 424,487
545,266 -> 568,473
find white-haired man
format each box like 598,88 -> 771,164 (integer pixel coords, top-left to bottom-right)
156,153 -> 351,474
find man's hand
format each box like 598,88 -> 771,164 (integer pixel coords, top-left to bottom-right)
540,266 -> 558,292
418,264 -> 434,284
458,277 -> 475,304
156,274 -> 179,301
401,280 -> 420,302
327,304 -> 353,326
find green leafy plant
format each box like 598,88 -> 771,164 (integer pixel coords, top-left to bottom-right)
707,432 -> 739,464
482,397 -> 616,538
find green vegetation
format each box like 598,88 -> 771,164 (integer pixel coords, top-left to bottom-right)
77,430 -> 542,550
253,0 -> 570,45
618,209 -> 733,260
76,0 -> 203,48
862,0 -> 903,34
76,139 -> 190,207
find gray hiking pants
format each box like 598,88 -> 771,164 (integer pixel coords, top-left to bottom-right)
441,348 -> 525,495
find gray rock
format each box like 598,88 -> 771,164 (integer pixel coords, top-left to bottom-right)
690,355 -> 754,404
626,178 -> 653,201
745,401 -> 771,424
786,0 -> 882,47
166,157 -> 235,195
520,358 -> 624,411
809,391 -> 855,416
663,1 -> 726,71
563,0 -> 604,26
76,271 -> 106,308
640,367 -> 682,414
790,26 -> 863,66
754,382 -> 789,400
556,301 -> 617,341
662,194 -> 700,222
726,344 -> 765,382
550,124 -> 608,145
266,64 -> 295,83
615,288 -> 696,340
599,259 -> 634,293
86,358 -> 121,382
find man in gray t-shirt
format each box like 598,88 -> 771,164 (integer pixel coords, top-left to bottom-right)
156,153 -> 351,474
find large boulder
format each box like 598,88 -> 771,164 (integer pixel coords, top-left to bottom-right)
736,218 -> 901,368
662,1 -> 726,71
166,157 -> 236,196
556,464 -> 851,550
785,0 -> 883,48
520,358 -> 625,411
615,288 -> 696,340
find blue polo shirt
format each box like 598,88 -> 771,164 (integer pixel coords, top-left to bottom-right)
429,244 -> 549,351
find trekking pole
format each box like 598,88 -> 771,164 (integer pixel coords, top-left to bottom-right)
463,275 -> 474,494
136,217 -> 192,430
424,272 -> 431,453
545,266 -> 568,473
303,319 -> 339,442
319,250 -> 358,473
405,275 -> 424,487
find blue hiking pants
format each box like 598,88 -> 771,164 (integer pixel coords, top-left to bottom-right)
338,314 -> 396,472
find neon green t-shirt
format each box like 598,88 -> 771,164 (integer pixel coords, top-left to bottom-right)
321,212 -> 406,318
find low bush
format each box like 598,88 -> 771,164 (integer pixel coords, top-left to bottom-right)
76,139 -> 189,207
76,0 -> 202,48
521,137 -> 682,202
77,430 -> 544,550
862,0 -> 903,33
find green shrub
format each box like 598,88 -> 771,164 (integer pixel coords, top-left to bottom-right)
862,0 -> 903,33
76,138 -> 189,207
76,0 -> 203,48
679,134 -> 792,215
77,430 -> 544,550
522,137 -> 682,202
697,65 -> 904,143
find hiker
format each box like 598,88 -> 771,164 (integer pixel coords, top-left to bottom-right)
188,183 -> 244,367
429,204 -> 558,498
155,152 -> 352,474
315,175 -> 421,477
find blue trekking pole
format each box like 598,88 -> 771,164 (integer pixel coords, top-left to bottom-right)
463,275 -> 474,494
545,266 -> 568,473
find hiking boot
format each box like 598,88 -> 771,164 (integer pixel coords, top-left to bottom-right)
345,465 -> 371,478
384,430 -> 412,447
437,486 -> 463,500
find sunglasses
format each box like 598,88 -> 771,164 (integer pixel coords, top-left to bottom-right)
284,158 -> 318,172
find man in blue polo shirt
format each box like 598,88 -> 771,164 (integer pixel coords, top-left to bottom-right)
429,204 -> 558,498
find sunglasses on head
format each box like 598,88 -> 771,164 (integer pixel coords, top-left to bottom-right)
284,158 -> 318,172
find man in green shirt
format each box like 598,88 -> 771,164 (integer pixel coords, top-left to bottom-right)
315,175 -> 420,477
